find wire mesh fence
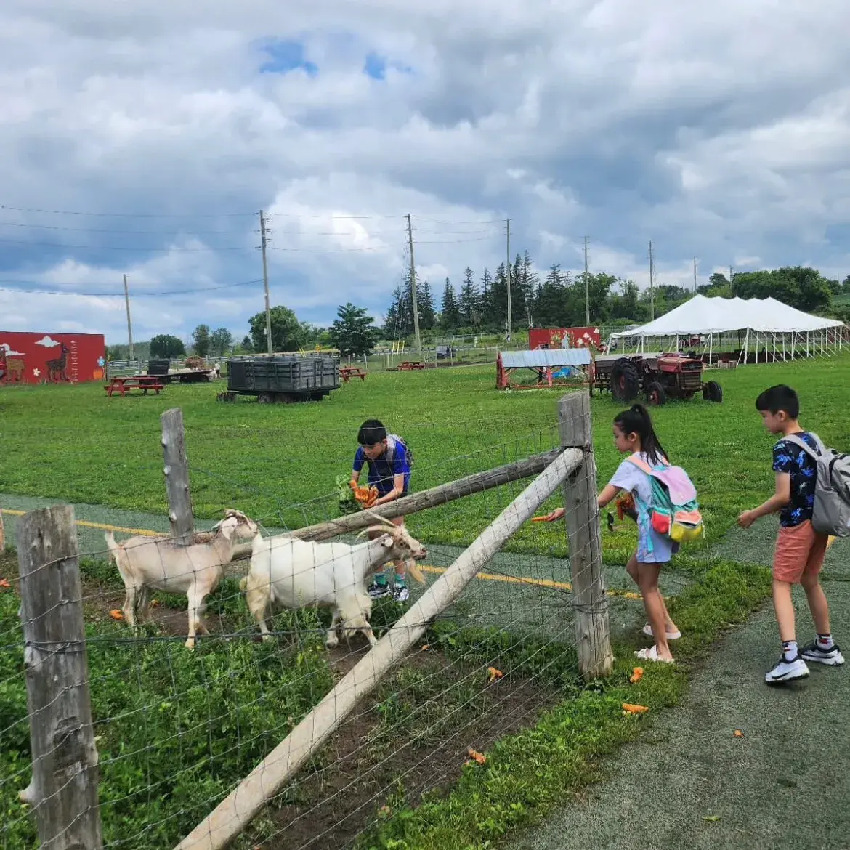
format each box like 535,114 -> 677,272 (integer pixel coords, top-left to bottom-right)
0,392 -> 620,850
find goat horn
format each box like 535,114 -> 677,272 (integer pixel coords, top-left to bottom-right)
357,525 -> 392,539
363,509 -> 396,528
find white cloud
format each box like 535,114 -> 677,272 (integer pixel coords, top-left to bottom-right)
0,0 -> 849,342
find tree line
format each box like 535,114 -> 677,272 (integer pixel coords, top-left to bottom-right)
385,254 -> 850,337
109,254 -> 850,361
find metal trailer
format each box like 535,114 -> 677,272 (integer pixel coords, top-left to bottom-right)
147,359 -> 215,384
217,354 -> 341,403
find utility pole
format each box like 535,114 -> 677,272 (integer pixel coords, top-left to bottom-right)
505,218 -> 511,340
648,240 -> 656,320
406,214 -> 422,355
123,274 -> 134,361
259,210 -> 273,354
583,236 -> 590,325
693,257 -> 698,293
729,264 -> 733,285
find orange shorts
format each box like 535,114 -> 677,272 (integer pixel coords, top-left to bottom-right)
772,520 -> 828,584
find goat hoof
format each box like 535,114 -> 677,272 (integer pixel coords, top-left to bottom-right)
185,639 -> 196,650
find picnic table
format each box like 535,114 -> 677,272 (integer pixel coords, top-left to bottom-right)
398,361 -> 426,371
339,366 -> 367,382
104,375 -> 165,397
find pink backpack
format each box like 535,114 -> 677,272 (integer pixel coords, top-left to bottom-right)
627,455 -> 704,543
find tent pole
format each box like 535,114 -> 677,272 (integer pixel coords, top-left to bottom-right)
806,331 -> 810,358
782,334 -> 786,361
744,328 -> 749,365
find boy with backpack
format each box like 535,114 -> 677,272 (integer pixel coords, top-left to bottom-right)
350,419 -> 413,602
738,384 -> 844,683
538,403 -> 702,663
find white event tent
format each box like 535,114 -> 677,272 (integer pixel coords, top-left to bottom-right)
607,295 -> 846,363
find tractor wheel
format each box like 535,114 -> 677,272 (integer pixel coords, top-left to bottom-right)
610,359 -> 640,402
646,381 -> 667,406
703,381 -> 723,403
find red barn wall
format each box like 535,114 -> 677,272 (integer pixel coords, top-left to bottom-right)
0,332 -> 106,385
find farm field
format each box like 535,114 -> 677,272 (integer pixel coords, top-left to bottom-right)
1,354 -> 850,559
1,354 -> 849,850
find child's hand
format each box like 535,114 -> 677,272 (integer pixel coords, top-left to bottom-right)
532,508 -> 565,523
738,510 -> 756,528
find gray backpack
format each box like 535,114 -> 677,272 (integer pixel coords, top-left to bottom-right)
784,433 -> 850,537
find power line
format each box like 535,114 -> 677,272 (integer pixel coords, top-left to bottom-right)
0,204 -> 257,219
0,237 -> 255,252
0,278 -> 263,298
0,220 -> 249,235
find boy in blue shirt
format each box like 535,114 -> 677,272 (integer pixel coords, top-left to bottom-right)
738,385 -> 843,683
350,419 -> 412,601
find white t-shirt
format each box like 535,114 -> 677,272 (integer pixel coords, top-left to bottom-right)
609,452 -> 678,564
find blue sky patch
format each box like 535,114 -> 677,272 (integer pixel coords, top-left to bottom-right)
363,52 -> 413,80
259,39 -> 318,76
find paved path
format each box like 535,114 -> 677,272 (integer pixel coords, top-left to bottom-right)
507,524 -> 850,850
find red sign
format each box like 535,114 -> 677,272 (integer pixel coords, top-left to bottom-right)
0,332 -> 106,385
529,327 -> 603,351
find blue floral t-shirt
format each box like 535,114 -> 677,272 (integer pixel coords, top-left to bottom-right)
773,433 -> 818,527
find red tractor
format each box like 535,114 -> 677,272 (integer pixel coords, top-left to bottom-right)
592,352 -> 722,405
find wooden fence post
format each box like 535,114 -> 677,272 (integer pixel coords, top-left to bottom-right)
18,505 -> 103,850
558,391 -> 613,678
161,408 -> 194,544
0,507 -> 5,551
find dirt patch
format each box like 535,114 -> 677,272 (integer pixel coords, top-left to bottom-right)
249,649 -> 561,850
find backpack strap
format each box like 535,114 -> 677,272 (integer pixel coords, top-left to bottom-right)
782,433 -> 822,460
626,453 -> 670,474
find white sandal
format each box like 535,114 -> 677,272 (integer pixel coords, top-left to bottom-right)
635,645 -> 674,664
642,624 -> 682,640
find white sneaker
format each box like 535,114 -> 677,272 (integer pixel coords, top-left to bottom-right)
765,656 -> 809,684
800,641 -> 845,666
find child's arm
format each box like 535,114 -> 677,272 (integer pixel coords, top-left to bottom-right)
373,473 -> 406,506
598,484 -> 621,509
738,472 -> 791,527
350,447 -> 365,489
533,484 -> 622,523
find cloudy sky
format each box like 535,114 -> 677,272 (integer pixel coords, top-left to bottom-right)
2,0 -> 849,345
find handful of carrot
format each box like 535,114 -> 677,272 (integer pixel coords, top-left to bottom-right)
351,482 -> 379,508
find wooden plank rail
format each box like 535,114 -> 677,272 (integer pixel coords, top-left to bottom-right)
174,446 -> 585,850
290,448 -> 564,541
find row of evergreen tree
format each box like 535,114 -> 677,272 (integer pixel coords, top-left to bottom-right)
383,251 -> 849,337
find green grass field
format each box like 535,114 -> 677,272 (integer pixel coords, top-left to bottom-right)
1,355 -> 849,558
2,355 -> 849,850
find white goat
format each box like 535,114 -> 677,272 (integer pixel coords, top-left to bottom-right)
241,519 -> 427,648
105,509 -> 259,649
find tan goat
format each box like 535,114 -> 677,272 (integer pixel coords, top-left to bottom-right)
105,509 -> 258,649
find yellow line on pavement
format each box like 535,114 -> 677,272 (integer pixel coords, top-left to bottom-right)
0,508 -> 163,538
